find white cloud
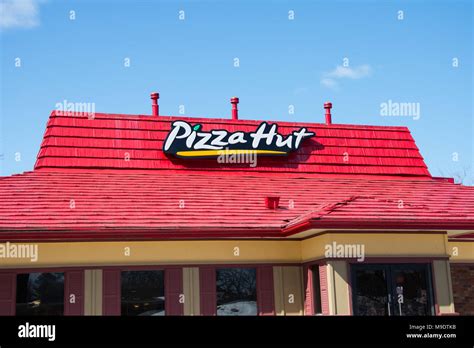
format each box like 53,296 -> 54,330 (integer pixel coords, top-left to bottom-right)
320,78 -> 339,90
321,64 -> 372,89
0,0 -> 41,29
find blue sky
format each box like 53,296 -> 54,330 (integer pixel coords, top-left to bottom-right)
1,0 -> 472,182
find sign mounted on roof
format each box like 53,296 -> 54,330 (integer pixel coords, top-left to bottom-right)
163,120 -> 315,158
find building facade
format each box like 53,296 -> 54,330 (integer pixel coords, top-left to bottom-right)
0,96 -> 473,316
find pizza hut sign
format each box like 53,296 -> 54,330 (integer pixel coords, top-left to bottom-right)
163,120 -> 315,158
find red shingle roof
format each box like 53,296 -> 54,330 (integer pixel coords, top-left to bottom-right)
1,111 -> 472,241
0,171 -> 473,241
35,112 -> 431,178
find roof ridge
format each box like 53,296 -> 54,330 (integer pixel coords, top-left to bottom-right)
49,111 -> 412,131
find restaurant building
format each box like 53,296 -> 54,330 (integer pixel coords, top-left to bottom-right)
0,94 -> 473,316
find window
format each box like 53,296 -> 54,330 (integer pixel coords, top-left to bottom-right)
121,270 -> 165,316
351,264 -> 434,316
216,268 -> 257,316
312,266 -> 322,314
16,272 -> 64,316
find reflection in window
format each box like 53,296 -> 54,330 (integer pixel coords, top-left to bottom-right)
216,268 -> 257,316
393,268 -> 431,316
16,273 -> 65,316
121,270 -> 165,316
353,268 -> 390,316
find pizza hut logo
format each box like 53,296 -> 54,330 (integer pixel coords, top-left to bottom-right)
163,120 -> 315,158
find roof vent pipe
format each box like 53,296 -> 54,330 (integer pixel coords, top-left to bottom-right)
324,102 -> 332,125
151,92 -> 160,116
265,196 -> 280,209
231,97 -> 239,120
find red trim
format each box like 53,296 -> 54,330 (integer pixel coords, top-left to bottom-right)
102,269 -> 120,316
0,272 -> 16,315
165,268 -> 184,316
302,256 -> 449,266
282,220 -> 473,237
64,270 -> 85,315
303,261 -> 329,315
0,269 -> 85,316
199,266 -> 216,316
7,266 -> 88,273
0,228 -> 459,243
257,266 -> 275,316
299,230 -> 447,241
303,265 -> 314,316
319,263 -> 330,315
103,265 -> 183,271
448,238 -> 474,242
0,229 -> 282,242
346,257 -> 449,264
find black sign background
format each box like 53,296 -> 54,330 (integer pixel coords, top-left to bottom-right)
163,121 -> 315,158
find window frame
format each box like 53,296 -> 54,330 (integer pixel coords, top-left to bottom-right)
102,265 -> 184,316
3,267 -> 85,316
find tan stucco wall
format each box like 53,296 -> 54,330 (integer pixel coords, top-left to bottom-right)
326,261 -> 351,315
1,233 -> 468,317
273,266 -> 304,315
84,269 -> 102,315
301,233 -> 449,262
0,232 -> 456,269
183,267 -> 200,315
432,260 -> 455,314
447,241 -> 474,263
0,240 -> 301,268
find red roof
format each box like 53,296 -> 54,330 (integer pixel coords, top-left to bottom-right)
1,111 -> 473,241
0,171 -> 473,241
35,111 -> 431,178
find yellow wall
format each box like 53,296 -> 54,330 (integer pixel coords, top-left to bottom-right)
301,233 -> 449,262
0,232 -> 460,269
84,269 -> 102,315
432,260 -> 455,314
1,233 -> 469,317
327,261 -> 351,315
1,233 -> 470,317
183,267 -> 200,315
446,241 -> 474,263
0,240 -> 301,268
273,266 -> 304,315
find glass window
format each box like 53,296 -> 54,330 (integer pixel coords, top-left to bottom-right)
216,268 -> 257,316
351,264 -> 434,316
16,272 -> 64,316
121,270 -> 165,316
312,266 -> 322,314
